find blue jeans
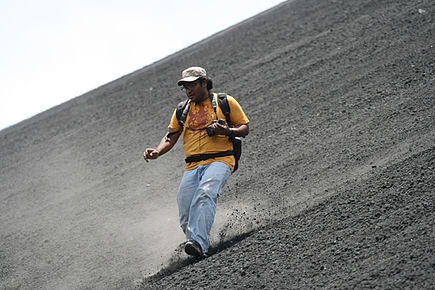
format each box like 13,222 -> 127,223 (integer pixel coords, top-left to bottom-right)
176,161 -> 232,254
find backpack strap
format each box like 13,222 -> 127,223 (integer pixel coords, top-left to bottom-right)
176,99 -> 190,128
217,93 -> 231,126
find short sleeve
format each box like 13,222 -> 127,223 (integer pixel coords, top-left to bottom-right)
168,108 -> 182,132
226,95 -> 249,127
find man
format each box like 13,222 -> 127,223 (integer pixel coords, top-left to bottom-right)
144,67 -> 249,257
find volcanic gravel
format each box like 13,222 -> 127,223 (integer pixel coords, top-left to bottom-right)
1,0 -> 434,289
141,0 -> 435,288
143,148 -> 434,289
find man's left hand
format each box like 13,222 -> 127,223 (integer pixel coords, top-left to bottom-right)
212,120 -> 231,136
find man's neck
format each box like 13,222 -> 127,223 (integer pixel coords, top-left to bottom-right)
193,91 -> 210,104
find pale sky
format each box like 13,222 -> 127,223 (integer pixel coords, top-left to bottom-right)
0,0 -> 284,131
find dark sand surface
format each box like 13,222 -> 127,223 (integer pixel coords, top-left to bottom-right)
1,0 -> 434,289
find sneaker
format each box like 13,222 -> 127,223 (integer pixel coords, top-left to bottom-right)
184,240 -> 203,257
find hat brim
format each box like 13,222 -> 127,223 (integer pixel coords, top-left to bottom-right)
177,76 -> 201,86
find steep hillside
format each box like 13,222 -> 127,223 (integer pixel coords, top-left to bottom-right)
1,0 -> 433,289
144,148 -> 434,289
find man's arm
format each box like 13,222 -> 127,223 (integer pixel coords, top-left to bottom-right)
143,130 -> 181,162
212,122 -> 249,138
227,123 -> 249,138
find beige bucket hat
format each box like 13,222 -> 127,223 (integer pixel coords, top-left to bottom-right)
177,67 -> 207,85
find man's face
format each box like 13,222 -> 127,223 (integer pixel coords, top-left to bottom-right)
182,79 -> 207,103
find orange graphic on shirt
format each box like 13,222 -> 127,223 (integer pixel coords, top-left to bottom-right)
185,102 -> 215,130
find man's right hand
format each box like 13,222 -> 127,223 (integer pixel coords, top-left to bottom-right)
144,148 -> 160,162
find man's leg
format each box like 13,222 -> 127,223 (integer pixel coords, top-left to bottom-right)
186,162 -> 231,254
176,168 -> 200,234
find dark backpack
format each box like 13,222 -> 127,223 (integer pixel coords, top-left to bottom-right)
176,93 -> 242,172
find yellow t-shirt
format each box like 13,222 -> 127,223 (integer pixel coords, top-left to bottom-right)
168,93 -> 249,171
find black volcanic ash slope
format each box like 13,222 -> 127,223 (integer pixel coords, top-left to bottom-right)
140,0 -> 435,288
0,0 -> 433,288
143,147 -> 434,289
